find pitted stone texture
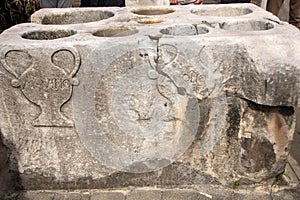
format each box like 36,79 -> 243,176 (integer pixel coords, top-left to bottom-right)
0,3 -> 299,191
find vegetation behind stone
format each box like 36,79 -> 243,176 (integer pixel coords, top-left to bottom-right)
0,0 -> 40,33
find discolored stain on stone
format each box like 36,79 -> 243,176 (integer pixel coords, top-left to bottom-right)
241,136 -> 276,173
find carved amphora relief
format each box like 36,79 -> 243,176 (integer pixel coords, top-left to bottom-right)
0,47 -> 80,127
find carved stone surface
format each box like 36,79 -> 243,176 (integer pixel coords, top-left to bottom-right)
0,3 -> 299,193
1,48 -> 80,127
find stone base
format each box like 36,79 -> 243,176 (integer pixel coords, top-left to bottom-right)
4,185 -> 300,200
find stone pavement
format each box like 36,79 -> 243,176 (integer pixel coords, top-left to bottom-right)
4,184 -> 300,200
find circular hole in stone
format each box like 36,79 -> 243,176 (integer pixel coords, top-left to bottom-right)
39,10 -> 115,25
191,7 -> 252,17
220,20 -> 274,31
197,26 -> 209,34
131,7 -> 175,16
160,24 -> 208,36
21,29 -> 77,40
137,17 -> 164,24
92,27 -> 138,37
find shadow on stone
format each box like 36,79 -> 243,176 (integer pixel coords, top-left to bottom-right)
0,129 -> 23,199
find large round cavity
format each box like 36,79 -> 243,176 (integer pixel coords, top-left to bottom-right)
220,20 -> 274,31
39,10 -> 114,25
92,27 -> 138,37
21,29 -> 77,40
131,7 -> 175,16
137,17 -> 164,24
160,24 -> 208,36
191,6 -> 252,17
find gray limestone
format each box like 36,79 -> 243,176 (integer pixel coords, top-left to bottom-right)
0,3 -> 299,197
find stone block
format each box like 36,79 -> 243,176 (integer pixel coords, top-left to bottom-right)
0,3 -> 299,191
91,191 -> 125,200
127,189 -> 162,200
18,191 -> 55,200
162,189 -> 211,200
54,192 -> 91,200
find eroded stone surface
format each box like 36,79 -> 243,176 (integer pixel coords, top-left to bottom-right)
0,3 -> 299,193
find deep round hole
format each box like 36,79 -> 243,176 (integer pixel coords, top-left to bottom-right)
38,10 -> 114,25
191,7 -> 252,17
92,27 -> 138,37
197,26 -> 209,34
137,17 -> 164,24
160,24 -> 208,36
220,20 -> 274,31
131,7 -> 175,16
21,29 -> 77,40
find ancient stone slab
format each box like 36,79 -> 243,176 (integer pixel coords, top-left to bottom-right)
0,3 -> 299,192
17,191 -> 55,200
10,186 -> 292,200
162,189 -> 211,200
54,192 -> 90,200
91,191 -> 125,200
127,189 -> 162,200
